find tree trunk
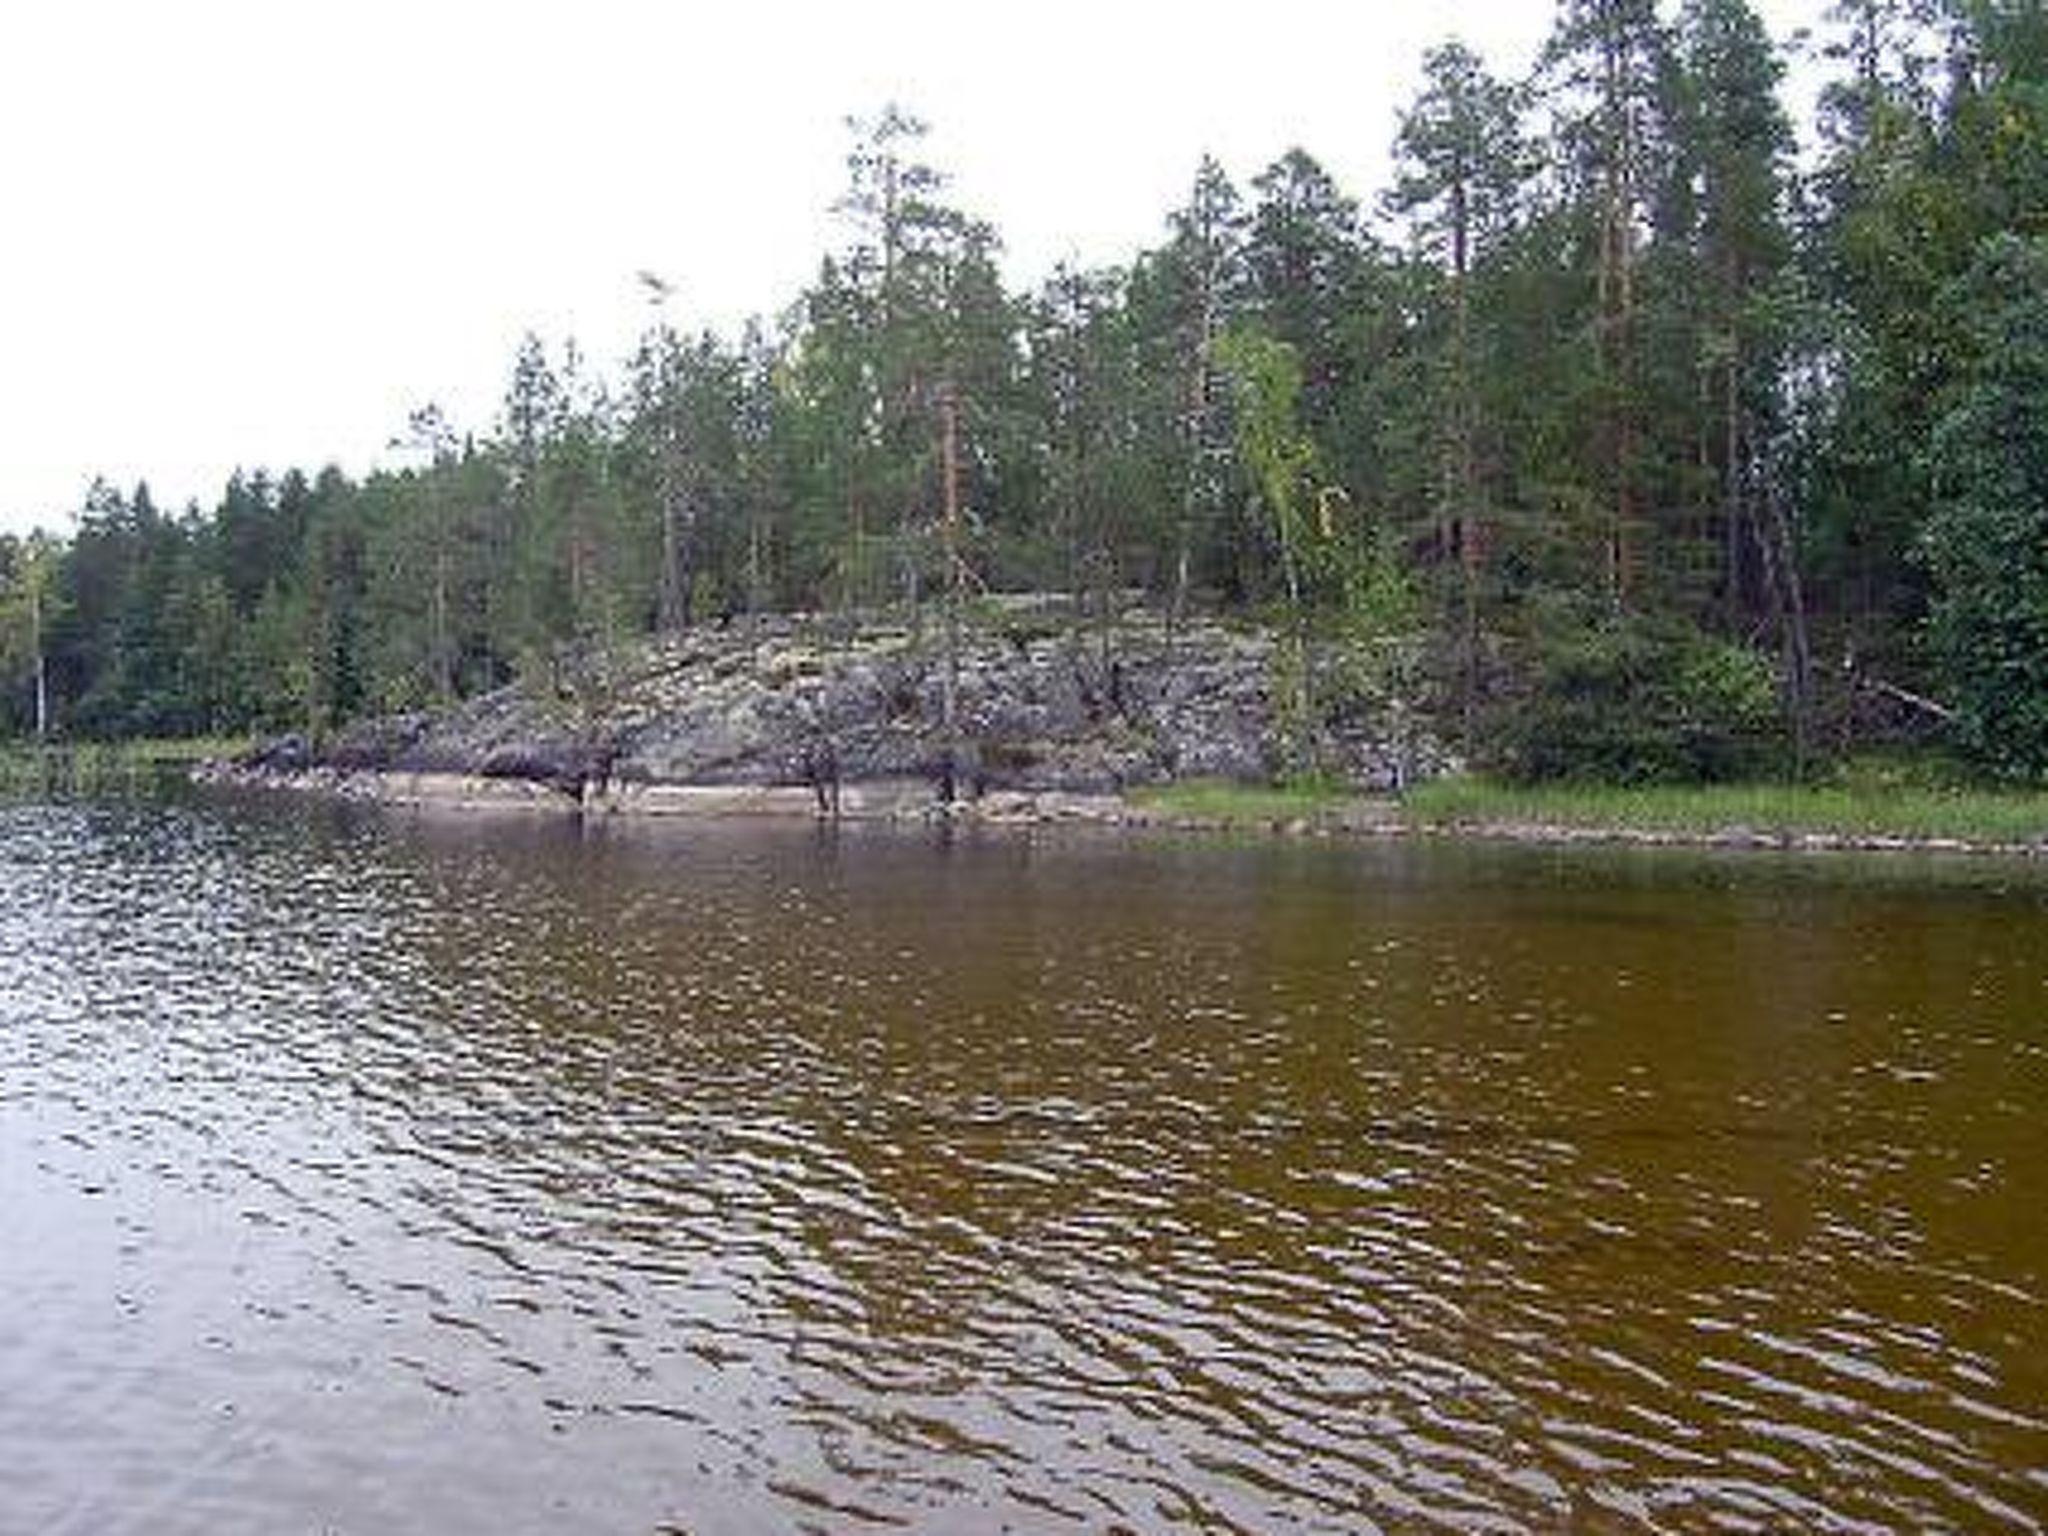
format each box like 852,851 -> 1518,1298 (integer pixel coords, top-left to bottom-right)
29,574 -> 47,740
1612,200 -> 1638,612
1758,476 -> 1813,767
660,460 -> 684,633
845,487 -> 864,613
436,557 -> 452,699
747,502 -> 765,617
938,380 -> 964,802
1597,29 -> 1640,613
1451,208 -> 1483,739
1723,327 -> 1743,630
672,484 -> 696,631
1174,264 -> 1219,632
432,547 -> 453,702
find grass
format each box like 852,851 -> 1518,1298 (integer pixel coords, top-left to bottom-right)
0,735 -> 251,791
1127,777 -> 1367,825
1131,767 -> 2048,846
1403,775 -> 2048,845
12,732 -> 2046,848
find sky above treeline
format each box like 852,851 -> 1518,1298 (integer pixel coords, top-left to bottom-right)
0,0 -> 1829,537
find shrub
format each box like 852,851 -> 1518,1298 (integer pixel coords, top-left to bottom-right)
1480,617 -> 1783,784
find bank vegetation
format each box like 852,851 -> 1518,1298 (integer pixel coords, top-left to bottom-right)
4,1 -> 2045,799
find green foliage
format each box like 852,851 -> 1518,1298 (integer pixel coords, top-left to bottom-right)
8,33 -> 2044,795
1481,615 -> 1782,783
1922,234 -> 2048,774
1406,771 -> 2048,843
1215,324 -> 1420,775
0,532 -> 58,737
1213,326 -> 1315,600
1388,40 -> 1530,276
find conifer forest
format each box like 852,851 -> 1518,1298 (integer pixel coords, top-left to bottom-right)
5,0 -> 2045,781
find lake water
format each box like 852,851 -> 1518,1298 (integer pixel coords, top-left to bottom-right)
2,792 -> 2044,1533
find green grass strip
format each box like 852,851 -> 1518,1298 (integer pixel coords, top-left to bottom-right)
1126,778 -> 1361,824
0,736 -> 251,791
1404,775 -> 2048,844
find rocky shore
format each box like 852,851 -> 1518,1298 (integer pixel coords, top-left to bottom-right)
193,601 -> 2047,857
198,602 -> 1448,823
192,752 -> 2048,855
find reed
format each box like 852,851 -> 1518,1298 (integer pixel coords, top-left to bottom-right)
0,737 -> 249,793
1404,775 -> 2048,845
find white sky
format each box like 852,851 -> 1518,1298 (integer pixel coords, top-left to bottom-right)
0,0 -> 1827,537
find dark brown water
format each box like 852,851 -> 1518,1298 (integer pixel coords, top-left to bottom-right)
2,794 -> 2044,1534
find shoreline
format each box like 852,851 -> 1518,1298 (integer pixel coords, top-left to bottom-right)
190,762 -> 2048,859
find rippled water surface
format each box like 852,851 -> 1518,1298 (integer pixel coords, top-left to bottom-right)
2,793 -> 2045,1534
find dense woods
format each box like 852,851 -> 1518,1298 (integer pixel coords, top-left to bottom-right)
4,0 -> 2045,781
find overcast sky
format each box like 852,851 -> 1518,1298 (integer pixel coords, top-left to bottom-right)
0,0 -> 1827,537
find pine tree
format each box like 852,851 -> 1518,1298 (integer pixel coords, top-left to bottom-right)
1542,0 -> 1675,609
1387,40 -> 1532,723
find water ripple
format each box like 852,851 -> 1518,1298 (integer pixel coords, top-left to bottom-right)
1,799 -> 2044,1532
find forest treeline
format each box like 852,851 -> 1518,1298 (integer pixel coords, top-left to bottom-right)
3,0 -> 2045,780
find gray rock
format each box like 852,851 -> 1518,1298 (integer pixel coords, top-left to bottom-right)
248,602 -> 1455,799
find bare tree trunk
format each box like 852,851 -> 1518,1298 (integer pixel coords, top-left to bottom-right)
1174,265 -> 1218,633
938,380 -> 964,802
660,474 -> 684,632
1723,331 -> 1743,630
747,503 -> 765,617
432,546 -> 454,701
1596,33 -> 1640,614
1757,475 -> 1813,767
672,485 -> 696,631
568,497 -> 587,627
845,488 -> 864,613
1613,204 -> 1637,611
29,574 -> 47,740
1451,231 -> 1483,741
1864,677 -> 1956,724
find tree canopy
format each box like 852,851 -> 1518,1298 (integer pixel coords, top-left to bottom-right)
5,0 -> 2043,780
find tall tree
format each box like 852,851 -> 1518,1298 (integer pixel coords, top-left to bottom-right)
832,106 -> 988,611
1027,263 -> 1139,611
1800,0 -> 1980,688
629,295 -> 704,633
1387,40 -> 1531,720
1542,0 -> 1675,609
1244,148 -> 1365,444
0,532 -> 58,738
1671,0 -> 1796,628
1922,234 -> 2048,772
1152,156 -> 1246,619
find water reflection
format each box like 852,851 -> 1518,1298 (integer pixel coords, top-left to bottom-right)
1,795 -> 2043,1533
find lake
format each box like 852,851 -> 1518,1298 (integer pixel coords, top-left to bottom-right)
2,792 -> 2044,1533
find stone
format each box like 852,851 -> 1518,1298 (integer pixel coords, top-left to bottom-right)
226,603 -> 1456,807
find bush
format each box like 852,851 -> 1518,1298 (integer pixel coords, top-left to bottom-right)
1479,617 -> 1783,784
1922,236 -> 2048,779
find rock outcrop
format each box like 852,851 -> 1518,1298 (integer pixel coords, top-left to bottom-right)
216,601 -> 1454,809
